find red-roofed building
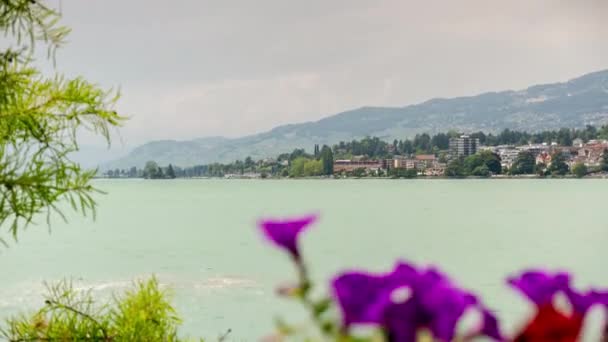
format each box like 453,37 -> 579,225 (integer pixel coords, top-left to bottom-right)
415,154 -> 437,169
577,140 -> 608,167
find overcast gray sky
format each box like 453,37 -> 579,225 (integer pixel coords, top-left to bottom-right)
50,0 -> 608,147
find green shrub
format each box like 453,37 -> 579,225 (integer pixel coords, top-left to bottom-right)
572,163 -> 588,178
1,278 -> 194,342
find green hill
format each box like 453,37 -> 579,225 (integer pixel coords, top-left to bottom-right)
106,69 -> 608,168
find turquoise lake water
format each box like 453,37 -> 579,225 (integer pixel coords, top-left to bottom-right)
1,179 -> 607,340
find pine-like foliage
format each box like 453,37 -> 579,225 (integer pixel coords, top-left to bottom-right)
0,3 -> 207,341
0,278 -> 189,342
0,0 -> 124,241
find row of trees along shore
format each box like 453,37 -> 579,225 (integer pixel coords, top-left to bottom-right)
106,125 -> 608,179
445,150 -> 608,178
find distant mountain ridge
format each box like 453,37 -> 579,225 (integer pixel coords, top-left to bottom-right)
105,69 -> 608,169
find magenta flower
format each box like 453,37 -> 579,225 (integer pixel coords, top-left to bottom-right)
507,270 -> 570,307
590,290 -> 608,342
258,214 -> 317,260
595,290 -> 608,307
508,270 -> 597,314
564,286 -> 600,315
508,270 -> 601,342
331,262 -> 418,326
332,262 -> 502,342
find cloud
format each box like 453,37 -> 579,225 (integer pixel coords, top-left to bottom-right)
54,0 -> 608,146
116,71 -> 400,143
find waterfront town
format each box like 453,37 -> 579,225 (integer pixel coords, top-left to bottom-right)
332,135 -> 608,177
104,126 -> 608,179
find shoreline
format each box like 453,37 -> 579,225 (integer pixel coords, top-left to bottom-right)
94,174 -> 608,180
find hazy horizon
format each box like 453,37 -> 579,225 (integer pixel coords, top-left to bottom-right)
47,0 -> 608,148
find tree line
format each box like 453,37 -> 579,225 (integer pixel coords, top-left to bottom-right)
106,125 -> 608,179
333,125 -> 608,158
445,149 -> 608,178
106,144 -> 335,179
104,162 -> 176,179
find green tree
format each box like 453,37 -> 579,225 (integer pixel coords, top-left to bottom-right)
470,132 -> 487,145
601,149 -> 608,172
0,0 -> 123,240
511,152 -> 535,175
463,154 -> 484,175
289,148 -> 308,161
128,167 -> 137,178
431,133 -> 450,150
549,152 -> 569,176
462,151 -> 501,176
600,126 -> 608,140
0,3 -> 190,340
479,151 -> 502,174
320,145 -> 334,176
303,159 -> 323,176
402,140 -> 414,154
445,158 -> 465,177
471,164 -> 490,177
390,168 -> 417,178
572,163 -> 588,178
143,161 -> 160,179
244,156 -> 254,169
413,133 -> 432,153
557,128 -> 573,146
289,157 -> 308,177
166,164 -> 176,179
351,167 -> 366,178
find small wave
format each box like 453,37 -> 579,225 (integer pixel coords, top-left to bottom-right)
193,276 -> 258,290
0,282 -> 48,311
74,280 -> 132,292
0,274 -> 260,312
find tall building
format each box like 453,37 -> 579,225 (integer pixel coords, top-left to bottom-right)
449,135 -> 479,158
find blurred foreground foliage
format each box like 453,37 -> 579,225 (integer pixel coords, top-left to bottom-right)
0,0 -> 124,243
1,277 -> 204,342
0,1 -> 198,341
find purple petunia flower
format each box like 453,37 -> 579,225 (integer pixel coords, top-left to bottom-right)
595,290 -> 608,307
258,214 -> 318,260
564,287 -> 599,315
480,308 -> 503,341
508,269 -> 606,342
332,262 -> 502,342
508,270 -> 598,315
595,291 -> 608,329
507,270 -> 571,308
332,262 -> 418,326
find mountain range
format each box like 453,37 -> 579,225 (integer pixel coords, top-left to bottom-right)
105,69 -> 608,169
